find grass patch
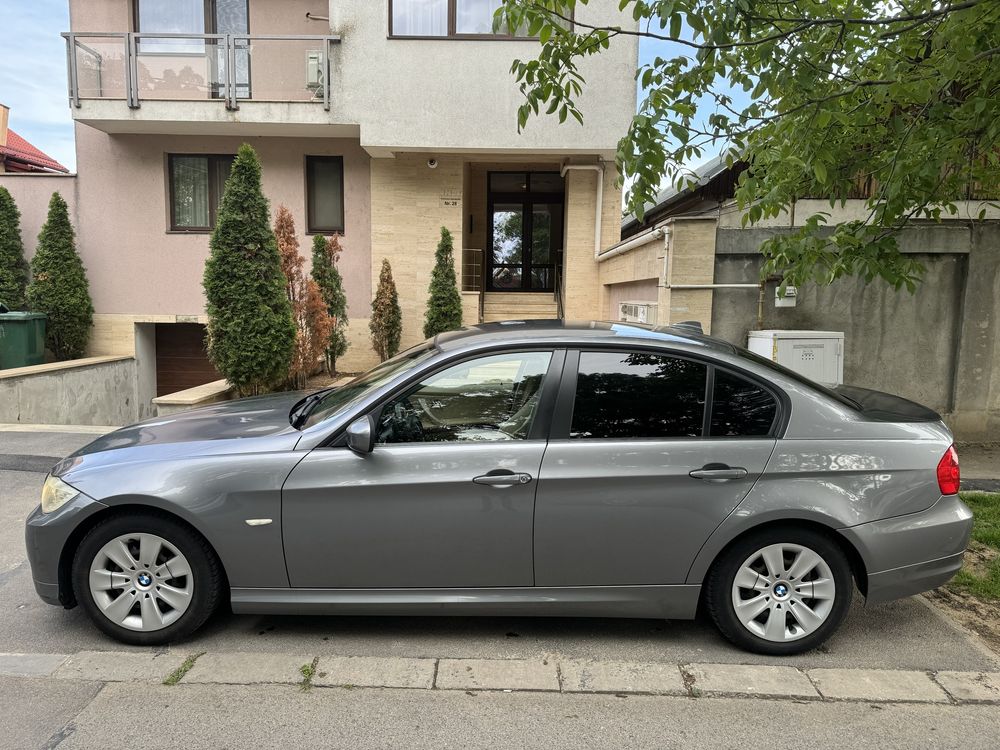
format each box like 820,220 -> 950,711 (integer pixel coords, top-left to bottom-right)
163,652 -> 205,686
950,493 -> 1000,601
299,657 -> 319,692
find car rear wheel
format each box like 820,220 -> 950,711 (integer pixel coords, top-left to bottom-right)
705,527 -> 853,655
72,513 -> 223,646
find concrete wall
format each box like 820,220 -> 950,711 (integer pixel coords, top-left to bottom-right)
331,0 -> 638,156
710,223 -> 1000,439
0,356 -> 137,426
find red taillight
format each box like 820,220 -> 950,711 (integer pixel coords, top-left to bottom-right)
937,445 -> 960,495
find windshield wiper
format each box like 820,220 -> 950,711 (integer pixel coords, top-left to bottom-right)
289,388 -> 334,429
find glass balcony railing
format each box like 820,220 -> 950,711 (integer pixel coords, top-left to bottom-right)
62,32 -> 341,111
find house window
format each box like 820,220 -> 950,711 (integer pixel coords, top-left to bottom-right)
306,156 -> 345,234
134,0 -> 248,53
168,154 -> 234,231
389,0 -> 562,38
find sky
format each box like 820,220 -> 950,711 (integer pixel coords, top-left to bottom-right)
0,2 -> 714,179
0,0 -> 75,171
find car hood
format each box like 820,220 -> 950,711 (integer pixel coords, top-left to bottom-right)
59,391 -> 306,467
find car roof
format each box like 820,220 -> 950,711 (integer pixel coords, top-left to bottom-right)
434,320 -> 737,354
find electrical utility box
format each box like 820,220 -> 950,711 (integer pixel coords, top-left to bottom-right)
747,330 -> 845,386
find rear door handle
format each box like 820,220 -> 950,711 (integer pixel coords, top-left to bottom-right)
473,472 -> 533,487
689,464 -> 748,482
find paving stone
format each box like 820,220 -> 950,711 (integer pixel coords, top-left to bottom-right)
313,656 -> 436,690
436,659 -> 559,692
559,659 -> 686,695
0,652 -> 68,677
52,651 -> 186,682
684,663 -> 818,698
808,669 -> 948,702
935,671 -> 1000,703
183,652 -> 311,685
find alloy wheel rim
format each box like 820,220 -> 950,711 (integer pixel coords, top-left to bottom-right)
730,542 -> 836,642
88,533 -> 193,632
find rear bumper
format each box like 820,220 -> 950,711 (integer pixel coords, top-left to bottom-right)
839,493 -> 973,604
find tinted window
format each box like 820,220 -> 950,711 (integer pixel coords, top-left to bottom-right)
571,352 -> 707,439
378,351 -> 552,444
306,156 -> 345,233
710,370 -> 778,437
168,154 -> 234,230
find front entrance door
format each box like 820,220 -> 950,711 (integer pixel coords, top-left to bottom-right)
487,172 -> 564,292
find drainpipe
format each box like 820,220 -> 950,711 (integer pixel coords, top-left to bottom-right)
597,225 -> 668,262
560,162 -> 604,259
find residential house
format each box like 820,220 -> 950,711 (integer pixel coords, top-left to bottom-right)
603,158 -> 1000,440
0,0 -> 638,416
0,104 -> 69,174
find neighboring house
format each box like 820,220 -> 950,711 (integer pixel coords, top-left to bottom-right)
0,0 -> 638,416
604,159 -> 1000,441
0,105 -> 69,173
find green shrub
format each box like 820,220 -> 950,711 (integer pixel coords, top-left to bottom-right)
370,258 -> 401,362
202,144 -> 295,396
423,226 -> 463,339
0,186 -> 28,310
26,192 -> 93,359
311,233 -> 349,373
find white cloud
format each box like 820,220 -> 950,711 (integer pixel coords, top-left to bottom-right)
0,0 -> 75,170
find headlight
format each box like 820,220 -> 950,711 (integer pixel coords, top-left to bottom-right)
41,475 -> 80,514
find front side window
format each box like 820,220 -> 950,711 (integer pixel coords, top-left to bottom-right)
390,0 -> 553,38
168,154 -> 233,231
306,156 -> 345,234
378,351 -> 552,443
571,351 -> 707,439
710,369 -> 778,437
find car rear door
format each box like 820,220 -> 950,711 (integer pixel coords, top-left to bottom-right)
282,349 -> 563,589
533,349 -> 778,586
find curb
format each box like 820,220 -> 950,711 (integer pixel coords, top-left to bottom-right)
2,651 -> 998,705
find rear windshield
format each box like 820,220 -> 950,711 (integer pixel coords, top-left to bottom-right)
736,349 -> 861,411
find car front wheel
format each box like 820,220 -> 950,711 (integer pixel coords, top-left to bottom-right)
705,527 -> 853,655
72,512 -> 223,646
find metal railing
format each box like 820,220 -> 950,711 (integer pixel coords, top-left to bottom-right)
62,32 -> 341,112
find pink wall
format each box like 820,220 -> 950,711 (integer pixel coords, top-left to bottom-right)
0,173 -> 78,262
67,124 -> 371,318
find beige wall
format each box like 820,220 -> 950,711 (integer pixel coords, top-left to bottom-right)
66,125 -> 371,319
605,279 -> 658,320
563,164 -> 621,320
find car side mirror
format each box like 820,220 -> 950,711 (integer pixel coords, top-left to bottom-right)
346,415 -> 375,454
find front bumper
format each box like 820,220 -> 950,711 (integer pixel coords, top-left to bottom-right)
24,492 -> 108,607
839,493 -> 974,604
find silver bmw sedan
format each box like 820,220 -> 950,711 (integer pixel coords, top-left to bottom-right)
25,321 -> 972,655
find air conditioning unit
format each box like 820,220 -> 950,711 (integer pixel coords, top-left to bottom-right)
618,301 -> 658,324
306,49 -> 325,90
747,330 -> 845,386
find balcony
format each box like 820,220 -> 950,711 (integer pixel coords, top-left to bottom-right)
62,32 -> 353,137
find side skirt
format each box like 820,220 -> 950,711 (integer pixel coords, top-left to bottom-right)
231,585 -> 702,620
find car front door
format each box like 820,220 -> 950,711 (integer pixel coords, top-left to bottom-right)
533,349 -> 778,586
282,349 -> 562,589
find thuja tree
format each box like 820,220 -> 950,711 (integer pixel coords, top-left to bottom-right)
26,192 -> 93,359
423,226 -> 463,339
275,205 -> 334,388
203,144 -> 295,395
499,0 -> 1000,290
311,233 -> 349,373
370,258 -> 402,362
0,186 -> 28,310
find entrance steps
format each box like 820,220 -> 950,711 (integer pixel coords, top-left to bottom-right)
482,292 -> 559,323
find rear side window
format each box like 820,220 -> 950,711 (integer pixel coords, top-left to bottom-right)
571,351 -> 707,439
710,369 -> 778,437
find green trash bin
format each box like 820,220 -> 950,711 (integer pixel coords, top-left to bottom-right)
0,312 -> 47,369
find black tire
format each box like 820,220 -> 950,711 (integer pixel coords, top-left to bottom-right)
72,512 -> 223,646
704,526 -> 854,656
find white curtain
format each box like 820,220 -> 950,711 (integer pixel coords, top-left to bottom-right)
393,0 -> 449,36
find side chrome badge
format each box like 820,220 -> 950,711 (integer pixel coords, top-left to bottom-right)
245,519 -> 273,526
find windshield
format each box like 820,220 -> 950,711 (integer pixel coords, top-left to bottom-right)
298,344 -> 436,429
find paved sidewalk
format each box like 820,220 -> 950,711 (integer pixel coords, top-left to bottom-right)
3,650 -> 999,704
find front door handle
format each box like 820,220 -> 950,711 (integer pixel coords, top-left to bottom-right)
473,471 -> 533,487
689,463 -> 749,482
